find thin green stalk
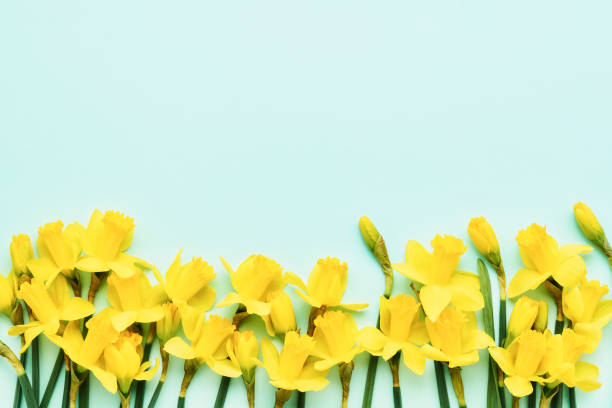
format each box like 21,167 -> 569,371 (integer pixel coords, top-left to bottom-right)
40,349 -> 64,408
177,397 -> 185,408
393,386 -> 402,408
498,297 -> 507,408
434,361 -> 450,408
62,365 -> 70,408
569,387 -> 576,408
389,353 -> 402,408
297,389 -> 305,408
31,337 -> 39,403
13,351 -> 28,408
528,384 -> 537,408
78,375 -> 89,408
147,380 -> 165,408
214,376 -> 231,408
18,372 -> 39,408
362,354 -> 379,408
551,316 -> 565,408
134,330 -> 153,408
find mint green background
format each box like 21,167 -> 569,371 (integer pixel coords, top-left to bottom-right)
1,2 -> 611,407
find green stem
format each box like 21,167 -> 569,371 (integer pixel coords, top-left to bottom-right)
62,365 -> 70,408
78,375 -> 89,408
569,387 -> 576,408
551,319 -> 565,408
176,397 -> 185,408
147,380 -> 165,408
31,338 -> 39,403
297,390 -> 305,408
18,372 -> 39,408
40,349 -> 64,408
13,351 -> 28,408
528,384 -> 536,408
389,353 -> 402,408
134,338 -> 153,408
393,386 -> 402,408
214,376 -> 231,408
362,354 -> 379,408
434,361 -> 450,408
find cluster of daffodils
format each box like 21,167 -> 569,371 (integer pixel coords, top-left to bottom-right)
0,203 -> 610,408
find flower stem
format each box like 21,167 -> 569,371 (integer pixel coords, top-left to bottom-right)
147,348 -> 169,408
274,389 -> 292,408
528,384 -> 537,408
177,359 -> 197,407
176,397 -> 185,408
62,360 -> 70,408
434,361 -> 450,408
242,375 -> 255,408
40,349 -> 64,408
213,376 -> 231,408
512,397 -> 519,408
297,389 -> 305,408
31,337 -> 40,403
551,307 -> 565,408
0,340 -> 39,408
13,349 -> 28,408
362,354 -> 379,408
449,366 -> 466,408
569,387 -> 576,408
339,361 -> 354,408
388,353 -> 402,408
134,325 -> 154,408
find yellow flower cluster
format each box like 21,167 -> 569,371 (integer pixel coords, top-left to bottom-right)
0,204 -> 609,408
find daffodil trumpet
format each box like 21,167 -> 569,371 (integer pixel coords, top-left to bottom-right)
0,340 -> 38,408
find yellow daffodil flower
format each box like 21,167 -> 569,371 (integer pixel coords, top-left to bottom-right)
488,330 -> 552,397
9,276 -> 95,352
546,328 -> 600,392
152,250 -> 216,312
505,296 -> 540,346
164,311 -> 242,378
358,294 -> 428,374
421,306 -> 494,367
262,291 -> 297,336
286,257 -> 368,310
310,310 -> 363,371
562,280 -> 612,353
468,217 -> 501,267
574,202 -> 606,247
216,255 -> 286,317
156,302 -> 181,344
392,235 -> 484,321
26,221 -> 83,285
10,234 -> 33,277
47,310 -> 121,392
228,330 -> 260,379
106,271 -> 165,331
0,271 -> 17,318
507,224 -> 592,298
103,331 -> 159,395
76,210 -> 150,278
259,331 -> 329,392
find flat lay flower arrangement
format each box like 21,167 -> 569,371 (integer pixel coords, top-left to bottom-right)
1,204 -> 611,408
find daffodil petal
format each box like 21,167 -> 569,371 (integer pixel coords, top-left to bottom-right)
448,272 -> 484,311
135,358 -> 160,381
108,260 -> 140,278
488,347 -> 515,375
260,337 -> 280,380
401,343 -> 425,375
215,292 -> 242,308
449,350 -> 479,368
504,375 -> 532,397
382,341 -> 402,361
164,337 -> 197,360
408,321 -> 429,345
187,286 -> 216,312
59,297 -> 95,321
420,344 -> 449,362
206,358 -> 242,378
357,327 -> 387,354
339,303 -> 369,311
420,285 -> 451,321
574,361 -> 601,392
285,272 -> 308,292
76,257 -> 109,273
111,311 -> 139,332
553,256 -> 587,288
242,299 -> 271,316
90,366 -> 118,394
507,268 -> 548,298
27,258 -> 61,282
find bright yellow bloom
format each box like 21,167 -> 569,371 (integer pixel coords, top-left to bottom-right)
505,296 -> 540,346
216,255 -> 287,317
9,276 -> 95,352
76,210 -> 150,278
152,250 -> 216,312
488,330 -> 552,397
286,257 -> 368,310
0,271 -> 17,318
156,302 -> 181,344
468,217 -> 501,267
164,311 -> 242,378
47,310 -> 121,392
562,280 -> 612,353
421,306 -> 494,367
310,311 -> 363,371
10,234 -> 33,277
106,271 -> 165,331
262,291 -> 297,336
103,331 -> 159,394
546,329 -> 600,392
533,300 -> 548,332
228,330 -> 260,380
574,202 -> 606,247
27,221 -> 83,285
507,224 -> 592,298
358,295 -> 428,374
259,331 -> 329,392
392,235 -> 484,321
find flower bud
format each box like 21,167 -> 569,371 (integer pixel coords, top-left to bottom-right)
359,216 -> 380,253
467,217 -> 501,267
505,296 -> 539,346
10,234 -> 33,277
232,330 -> 259,380
156,302 -> 181,344
0,272 -> 17,318
533,300 -> 548,332
574,202 -> 606,247
266,291 -> 297,335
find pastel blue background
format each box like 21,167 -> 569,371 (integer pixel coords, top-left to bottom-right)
1,2 -> 611,407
